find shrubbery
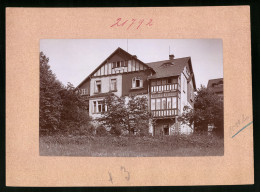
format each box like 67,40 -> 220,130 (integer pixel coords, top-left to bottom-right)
97,94 -> 150,136
179,86 -> 224,137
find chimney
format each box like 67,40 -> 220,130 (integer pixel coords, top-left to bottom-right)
169,54 -> 175,60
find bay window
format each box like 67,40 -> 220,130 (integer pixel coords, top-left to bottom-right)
150,96 -> 178,117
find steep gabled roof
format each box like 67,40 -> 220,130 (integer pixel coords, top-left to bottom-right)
146,57 -> 197,90
77,47 -> 154,88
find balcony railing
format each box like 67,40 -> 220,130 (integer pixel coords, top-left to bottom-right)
151,109 -> 178,117
151,83 -> 179,93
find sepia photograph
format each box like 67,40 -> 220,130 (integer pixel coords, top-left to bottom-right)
39,39 -> 224,157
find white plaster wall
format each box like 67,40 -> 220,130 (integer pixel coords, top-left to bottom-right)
90,75 -> 122,97
180,73 -> 193,134
149,119 -> 153,135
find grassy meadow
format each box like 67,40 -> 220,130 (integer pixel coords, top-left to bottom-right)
40,133 -> 224,157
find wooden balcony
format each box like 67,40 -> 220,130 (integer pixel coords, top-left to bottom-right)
150,83 -> 180,93
151,109 -> 178,118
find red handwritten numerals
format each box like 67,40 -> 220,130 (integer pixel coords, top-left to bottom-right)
110,18 -> 153,30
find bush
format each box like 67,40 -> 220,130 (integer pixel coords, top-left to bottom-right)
96,125 -> 109,136
109,125 -> 122,136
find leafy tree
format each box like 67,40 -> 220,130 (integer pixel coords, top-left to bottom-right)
40,52 -> 63,133
40,52 -> 91,135
97,95 -> 150,136
179,85 -> 224,137
127,95 -> 150,135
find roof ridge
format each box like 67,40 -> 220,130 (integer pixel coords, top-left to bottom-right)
146,57 -> 191,64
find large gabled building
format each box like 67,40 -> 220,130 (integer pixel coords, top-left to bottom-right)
77,47 -> 196,136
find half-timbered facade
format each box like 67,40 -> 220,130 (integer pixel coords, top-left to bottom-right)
77,47 -> 196,136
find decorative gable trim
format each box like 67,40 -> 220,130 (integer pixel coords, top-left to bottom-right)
77,47 -> 154,88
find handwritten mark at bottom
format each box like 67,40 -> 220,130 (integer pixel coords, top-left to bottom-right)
232,121 -> 253,138
108,171 -> 113,184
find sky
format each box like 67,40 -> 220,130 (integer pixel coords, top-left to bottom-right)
40,39 -> 223,88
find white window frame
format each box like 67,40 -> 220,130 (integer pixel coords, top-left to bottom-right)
110,78 -> 117,92
132,77 -> 143,89
95,80 -> 101,93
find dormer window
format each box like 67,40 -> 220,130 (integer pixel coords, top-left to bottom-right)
132,77 -> 143,89
160,62 -> 174,68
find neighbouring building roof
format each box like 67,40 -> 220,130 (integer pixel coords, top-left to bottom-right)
146,57 -> 196,90
207,78 -> 223,93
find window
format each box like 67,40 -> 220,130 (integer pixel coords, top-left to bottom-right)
151,99 -> 156,110
167,97 -> 172,109
93,101 -> 97,113
132,77 -> 143,88
162,98 -> 166,109
95,80 -> 101,93
92,100 -> 107,113
156,99 -> 161,110
163,124 -> 169,135
112,60 -> 128,68
167,78 -> 172,84
110,79 -> 117,91
81,88 -> 88,95
172,97 -> 177,108
98,101 -> 103,113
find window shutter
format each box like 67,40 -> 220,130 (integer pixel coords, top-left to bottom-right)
140,79 -> 143,87
132,78 -> 136,88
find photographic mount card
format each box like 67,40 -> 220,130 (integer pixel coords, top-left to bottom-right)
6,6 -> 253,186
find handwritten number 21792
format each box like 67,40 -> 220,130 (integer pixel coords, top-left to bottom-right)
110,18 -> 153,30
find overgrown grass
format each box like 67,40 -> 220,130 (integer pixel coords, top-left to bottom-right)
40,133 -> 224,157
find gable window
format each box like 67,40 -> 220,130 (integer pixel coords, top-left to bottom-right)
95,80 -> 101,93
81,88 -> 88,95
110,79 -> 117,91
132,77 -> 143,89
112,60 -> 128,69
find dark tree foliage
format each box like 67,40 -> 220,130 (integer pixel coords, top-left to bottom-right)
40,52 -> 90,135
97,94 -> 150,136
40,52 -> 63,133
59,83 -> 90,130
179,85 -> 224,137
